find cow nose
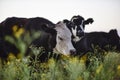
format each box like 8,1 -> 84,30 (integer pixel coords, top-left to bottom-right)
70,49 -> 76,55
77,30 -> 85,37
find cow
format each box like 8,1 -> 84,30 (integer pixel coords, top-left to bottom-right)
0,17 -> 28,63
74,29 -> 120,57
0,17 -> 76,63
25,17 -> 76,55
0,17 -> 27,38
25,18 -> 76,62
70,15 -> 94,42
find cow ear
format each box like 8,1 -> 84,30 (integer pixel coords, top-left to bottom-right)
63,19 -> 69,24
71,18 -> 78,24
63,19 -> 73,28
84,18 -> 94,25
71,16 -> 78,23
54,21 -> 65,31
109,29 -> 120,39
109,29 -> 118,35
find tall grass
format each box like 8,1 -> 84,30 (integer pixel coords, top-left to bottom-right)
0,29 -> 120,80
0,51 -> 120,80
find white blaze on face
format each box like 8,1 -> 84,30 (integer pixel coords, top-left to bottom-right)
80,20 -> 84,32
72,26 -> 77,37
54,21 -> 76,55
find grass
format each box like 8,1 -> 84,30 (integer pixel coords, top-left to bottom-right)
0,51 -> 120,80
0,29 -> 120,80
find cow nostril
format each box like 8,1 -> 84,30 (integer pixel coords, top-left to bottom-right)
70,49 -> 76,55
77,31 -> 85,37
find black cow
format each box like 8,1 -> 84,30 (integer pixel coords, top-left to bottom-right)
0,17 -> 76,62
74,29 -> 120,56
0,17 -> 28,62
0,17 -> 27,38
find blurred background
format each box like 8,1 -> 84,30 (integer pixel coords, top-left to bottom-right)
0,0 -> 120,35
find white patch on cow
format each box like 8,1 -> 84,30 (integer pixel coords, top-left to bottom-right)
71,26 -> 77,37
80,20 -> 84,31
73,36 -> 80,42
54,21 -> 76,55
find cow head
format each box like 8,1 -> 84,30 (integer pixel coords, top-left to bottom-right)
71,15 -> 94,41
54,21 -> 76,56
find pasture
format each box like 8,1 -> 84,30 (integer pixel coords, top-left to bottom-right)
0,50 -> 120,80
0,33 -> 120,80
0,19 -> 120,80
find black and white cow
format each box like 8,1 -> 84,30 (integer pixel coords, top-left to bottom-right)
70,15 -> 94,42
0,17 -> 76,62
74,29 -> 120,56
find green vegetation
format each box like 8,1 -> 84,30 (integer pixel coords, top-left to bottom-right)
0,29 -> 120,80
0,49 -> 120,80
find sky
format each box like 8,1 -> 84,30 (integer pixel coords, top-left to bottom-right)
0,0 -> 120,35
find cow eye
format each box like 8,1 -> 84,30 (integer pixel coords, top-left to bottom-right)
58,36 -> 63,41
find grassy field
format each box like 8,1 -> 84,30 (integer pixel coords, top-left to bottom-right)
0,29 -> 120,80
0,50 -> 120,80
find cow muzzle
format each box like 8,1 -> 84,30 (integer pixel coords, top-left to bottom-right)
70,49 -> 76,56
77,30 -> 85,37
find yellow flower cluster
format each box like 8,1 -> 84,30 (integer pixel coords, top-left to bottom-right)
48,58 -> 55,66
69,57 -> 79,64
7,52 -> 16,61
96,64 -> 103,74
12,25 -> 25,38
117,65 -> 120,76
80,55 -> 87,63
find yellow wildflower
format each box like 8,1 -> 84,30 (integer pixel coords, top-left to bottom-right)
48,58 -> 55,65
80,54 -> 87,63
7,61 -> 10,65
14,28 -> 25,38
117,65 -> 120,70
7,53 -> 16,61
96,64 -> 103,74
117,65 -> 120,76
12,25 -> 18,32
70,57 -> 78,63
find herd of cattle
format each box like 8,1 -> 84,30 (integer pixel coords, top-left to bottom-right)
0,15 -> 120,62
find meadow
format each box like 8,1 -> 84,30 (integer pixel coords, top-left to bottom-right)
0,48 -> 120,80
0,28 -> 120,80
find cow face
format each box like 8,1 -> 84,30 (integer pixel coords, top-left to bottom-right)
54,21 -> 76,56
71,15 -> 94,41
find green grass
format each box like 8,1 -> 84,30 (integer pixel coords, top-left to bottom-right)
0,30 -> 120,80
0,51 -> 120,80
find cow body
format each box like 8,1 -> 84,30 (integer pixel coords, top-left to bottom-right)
0,17 -> 27,38
0,17 -> 76,62
74,29 -> 120,56
0,17 -> 28,62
